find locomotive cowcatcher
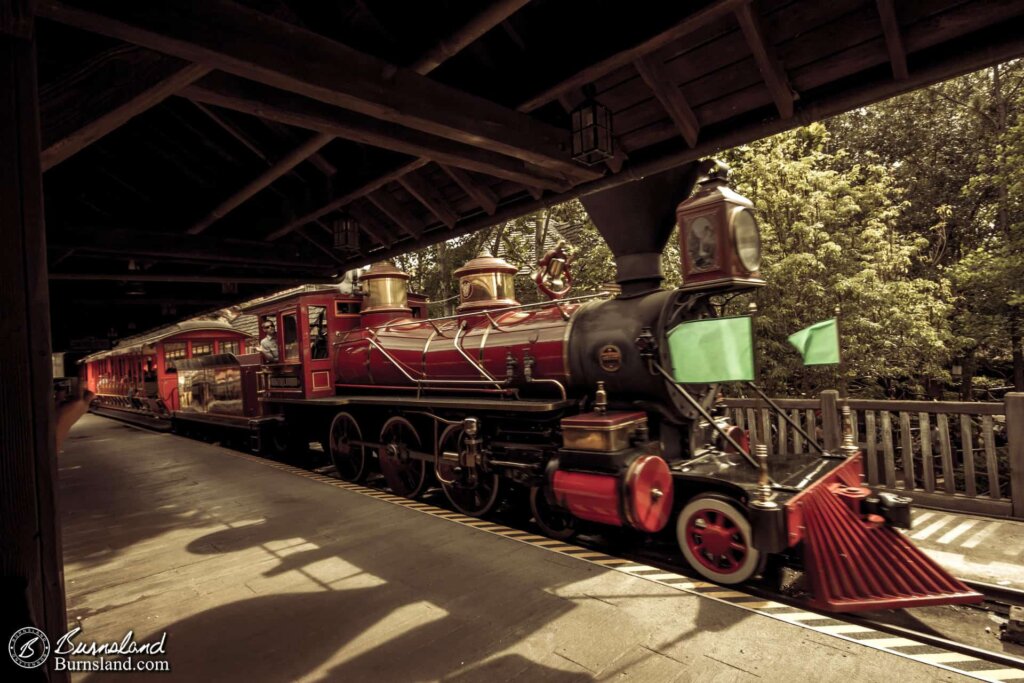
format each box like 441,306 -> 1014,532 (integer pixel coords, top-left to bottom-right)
89,160 -> 983,613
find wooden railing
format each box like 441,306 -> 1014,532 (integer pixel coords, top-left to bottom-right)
721,392 -> 1024,519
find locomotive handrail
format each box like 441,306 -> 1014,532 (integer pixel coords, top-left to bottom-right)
453,321 -> 503,390
372,292 -> 608,331
362,330 -> 521,394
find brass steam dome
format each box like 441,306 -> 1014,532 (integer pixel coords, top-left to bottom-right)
360,261 -> 411,314
453,248 -> 520,311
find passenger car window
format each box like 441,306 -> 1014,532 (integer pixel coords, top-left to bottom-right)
164,342 -> 187,372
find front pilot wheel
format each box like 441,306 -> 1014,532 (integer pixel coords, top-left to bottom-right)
676,495 -> 763,584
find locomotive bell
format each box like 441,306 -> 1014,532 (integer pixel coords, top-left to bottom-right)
675,159 -> 766,292
453,248 -> 520,312
543,256 -> 567,291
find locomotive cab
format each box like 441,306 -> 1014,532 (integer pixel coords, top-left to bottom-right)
246,286 -> 363,400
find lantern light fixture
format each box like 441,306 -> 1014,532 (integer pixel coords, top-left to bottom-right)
332,216 -> 361,253
570,92 -> 614,166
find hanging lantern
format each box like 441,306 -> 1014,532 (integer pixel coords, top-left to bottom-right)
332,216 -> 360,253
571,96 -> 614,166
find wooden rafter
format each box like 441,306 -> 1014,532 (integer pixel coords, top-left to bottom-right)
39,44 -> 209,170
409,0 -> 531,74
634,55 -> 700,147
260,119 -> 338,177
368,189 -> 424,239
247,0 -> 533,242
35,0 -> 600,184
440,165 -> 499,216
876,0 -> 909,81
266,159 -> 428,241
49,272 -> 334,284
398,172 -> 458,229
50,227 -> 334,270
187,132 -> 333,235
297,226 -> 348,264
517,0 -> 745,113
347,201 -> 398,248
183,75 -> 571,192
734,1 -> 795,119
190,100 -> 271,163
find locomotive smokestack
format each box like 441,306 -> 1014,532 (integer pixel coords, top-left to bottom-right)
580,163 -> 699,297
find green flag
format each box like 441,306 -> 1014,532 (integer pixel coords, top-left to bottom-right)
788,318 -> 840,366
667,316 -> 755,384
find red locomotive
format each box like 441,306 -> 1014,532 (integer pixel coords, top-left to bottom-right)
82,162 -> 981,612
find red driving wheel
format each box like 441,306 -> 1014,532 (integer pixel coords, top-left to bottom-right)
676,495 -> 762,584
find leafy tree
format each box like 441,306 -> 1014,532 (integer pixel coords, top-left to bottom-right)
724,124 -> 953,397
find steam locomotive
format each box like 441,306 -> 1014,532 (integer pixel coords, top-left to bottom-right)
82,161 -> 981,612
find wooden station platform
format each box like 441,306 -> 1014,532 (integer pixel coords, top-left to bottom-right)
59,414 -> 994,682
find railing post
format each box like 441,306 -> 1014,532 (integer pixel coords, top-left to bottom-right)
821,390 -> 841,451
1007,393 -> 1024,519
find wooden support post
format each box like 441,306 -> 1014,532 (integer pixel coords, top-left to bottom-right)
1007,393 -> 1024,518
820,390 -> 841,451
0,9 -> 68,680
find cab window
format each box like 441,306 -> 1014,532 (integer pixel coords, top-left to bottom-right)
283,313 -> 299,361
308,305 -> 328,360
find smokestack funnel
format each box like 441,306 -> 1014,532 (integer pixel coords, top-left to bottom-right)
580,163 -> 699,297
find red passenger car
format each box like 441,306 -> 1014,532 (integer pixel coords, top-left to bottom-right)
81,320 -> 250,428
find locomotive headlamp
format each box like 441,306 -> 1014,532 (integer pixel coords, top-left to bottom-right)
731,207 -> 762,271
675,159 -> 766,292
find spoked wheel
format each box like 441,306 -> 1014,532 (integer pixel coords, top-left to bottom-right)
378,416 -> 429,498
437,424 -> 501,517
328,412 -> 368,482
529,486 -> 576,540
676,495 -> 763,584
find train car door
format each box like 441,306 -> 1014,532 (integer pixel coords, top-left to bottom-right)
303,300 -> 334,398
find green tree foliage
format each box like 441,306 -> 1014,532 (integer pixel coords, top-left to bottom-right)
396,62 -> 1022,397
724,124 -> 952,397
